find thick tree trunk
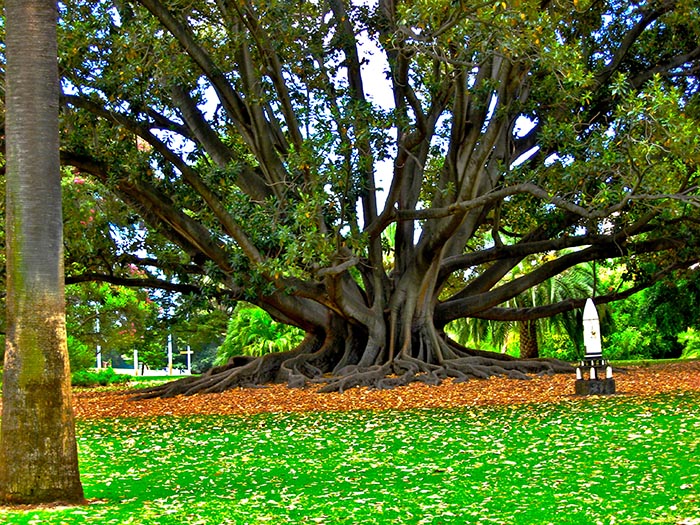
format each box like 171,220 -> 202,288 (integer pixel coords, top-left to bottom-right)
132,164 -> 573,400
134,242 -> 573,399
0,0 -> 85,504
519,320 -> 540,359
134,312 -> 573,399
133,203 -> 573,400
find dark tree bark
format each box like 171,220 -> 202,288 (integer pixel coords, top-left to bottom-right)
0,0 -> 85,504
519,320 -> 539,360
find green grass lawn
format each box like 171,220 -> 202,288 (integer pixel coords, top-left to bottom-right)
1,391 -> 698,525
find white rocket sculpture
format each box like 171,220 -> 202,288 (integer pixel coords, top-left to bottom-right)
582,298 -> 603,360
576,298 -> 615,395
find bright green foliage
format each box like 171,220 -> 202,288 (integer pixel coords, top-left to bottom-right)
605,324 -> 655,361
70,368 -> 130,388
215,303 -> 305,363
65,281 -> 163,368
48,0 -> 700,314
5,0 -> 700,391
604,273 -> 700,359
538,331 -> 579,362
0,392 -> 697,524
677,328 -> 700,359
66,334 -> 95,372
135,338 -> 169,371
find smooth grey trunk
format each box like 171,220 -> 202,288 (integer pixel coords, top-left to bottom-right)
0,0 -> 85,504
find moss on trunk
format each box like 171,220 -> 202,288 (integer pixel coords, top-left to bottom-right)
1,0 -> 84,505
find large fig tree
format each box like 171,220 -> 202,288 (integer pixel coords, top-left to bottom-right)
38,0 -> 700,394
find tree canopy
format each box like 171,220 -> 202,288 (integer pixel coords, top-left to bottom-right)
5,0 -> 700,394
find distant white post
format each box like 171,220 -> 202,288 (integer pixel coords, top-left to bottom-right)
95,315 -> 102,369
168,333 -> 173,375
133,348 -> 139,376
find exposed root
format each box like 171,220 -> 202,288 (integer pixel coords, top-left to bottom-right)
130,334 -> 322,400
130,335 -> 575,398
306,352 -> 573,393
315,364 -> 392,393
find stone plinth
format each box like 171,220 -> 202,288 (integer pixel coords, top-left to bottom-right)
575,377 -> 616,395
575,358 -> 616,396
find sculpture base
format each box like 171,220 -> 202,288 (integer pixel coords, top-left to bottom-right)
575,378 -> 616,396
580,357 -> 608,368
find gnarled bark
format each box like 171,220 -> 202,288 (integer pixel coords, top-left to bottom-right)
133,312 -> 573,399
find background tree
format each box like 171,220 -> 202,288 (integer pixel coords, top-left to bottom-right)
604,270 -> 700,360
65,281 -> 162,368
167,304 -> 230,372
677,328 -> 700,359
637,272 -> 700,357
511,260 -> 596,359
449,260 -> 596,359
12,0 -> 700,395
215,302 -> 305,364
0,0 -> 84,503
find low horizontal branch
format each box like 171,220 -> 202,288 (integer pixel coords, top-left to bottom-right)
65,272 -> 205,295
468,261 -> 692,322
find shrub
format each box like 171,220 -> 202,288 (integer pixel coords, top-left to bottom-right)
215,304 -> 305,365
72,367 -> 131,387
539,332 -> 579,362
678,328 -> 700,359
192,344 -> 218,374
604,326 -> 654,361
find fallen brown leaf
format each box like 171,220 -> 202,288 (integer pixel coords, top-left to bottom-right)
67,360 -> 700,419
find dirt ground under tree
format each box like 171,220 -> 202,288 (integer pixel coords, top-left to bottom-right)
67,361 -> 700,419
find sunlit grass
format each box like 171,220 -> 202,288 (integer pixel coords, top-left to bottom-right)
1,392 -> 698,524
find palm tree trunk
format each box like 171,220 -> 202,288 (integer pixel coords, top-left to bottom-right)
0,0 -> 84,504
519,319 -> 539,359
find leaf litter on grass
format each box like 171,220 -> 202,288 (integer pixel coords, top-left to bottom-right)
1,390 -> 698,525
